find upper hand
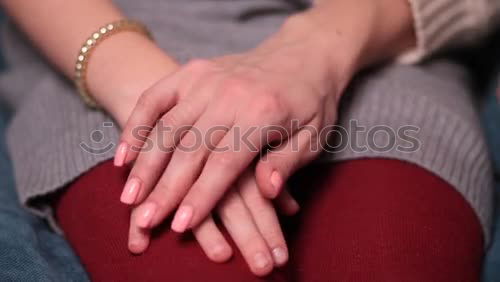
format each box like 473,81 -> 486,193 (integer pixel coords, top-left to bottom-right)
115,19 -> 349,234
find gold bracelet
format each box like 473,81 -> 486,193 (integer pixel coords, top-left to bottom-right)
74,19 -> 153,108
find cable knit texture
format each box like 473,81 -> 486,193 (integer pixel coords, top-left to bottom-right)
0,0 -> 498,244
398,0 -> 500,63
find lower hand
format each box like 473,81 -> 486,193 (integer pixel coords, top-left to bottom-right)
127,168 -> 299,277
116,15 -> 349,236
116,0 -> 415,268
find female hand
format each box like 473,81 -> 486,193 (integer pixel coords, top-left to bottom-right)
127,168 -> 299,277
116,0 -> 414,236
116,16 -> 351,235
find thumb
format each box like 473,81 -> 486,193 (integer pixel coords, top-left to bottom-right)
256,129 -> 320,199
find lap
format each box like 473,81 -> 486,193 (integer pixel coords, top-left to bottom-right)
55,158 -> 483,282
0,111 -> 88,282
321,60 -> 494,244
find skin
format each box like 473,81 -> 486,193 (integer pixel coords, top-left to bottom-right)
1,0 -> 415,277
119,0 -> 415,276
0,0 -> 301,275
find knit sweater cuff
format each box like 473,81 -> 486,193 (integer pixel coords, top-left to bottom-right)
397,0 -> 491,64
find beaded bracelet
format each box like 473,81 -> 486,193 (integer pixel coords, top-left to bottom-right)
74,20 -> 153,108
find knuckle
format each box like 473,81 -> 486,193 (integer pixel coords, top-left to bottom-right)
251,93 -> 287,122
208,152 -> 235,169
242,238 -> 266,254
264,231 -> 285,246
162,102 -> 197,128
160,112 -> 180,128
217,193 -> 240,221
241,192 -> 263,208
147,187 -> 170,209
183,133 -> 205,152
219,77 -> 250,98
172,146 -> 200,164
129,163 -> 152,180
136,91 -> 157,111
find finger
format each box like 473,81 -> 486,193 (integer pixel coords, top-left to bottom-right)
172,117 -> 289,232
274,188 -> 300,216
128,209 -> 152,254
256,127 -> 321,199
133,105 -> 233,227
120,102 -> 203,205
217,190 -> 274,276
115,69 -> 183,167
238,171 -> 289,267
116,59 -> 215,166
192,216 -> 233,263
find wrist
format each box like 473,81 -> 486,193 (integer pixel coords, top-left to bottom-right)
360,0 -> 416,66
276,3 -> 377,98
278,0 -> 415,95
85,32 -> 178,126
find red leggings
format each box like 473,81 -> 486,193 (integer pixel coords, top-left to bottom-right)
54,159 -> 484,282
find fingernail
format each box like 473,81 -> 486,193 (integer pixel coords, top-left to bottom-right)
270,171 -> 283,197
128,239 -> 146,255
272,247 -> 288,266
171,205 -> 193,233
136,202 -> 157,228
253,252 -> 271,269
120,177 -> 141,204
114,142 -> 128,167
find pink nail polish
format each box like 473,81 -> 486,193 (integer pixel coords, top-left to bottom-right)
270,171 -> 283,197
253,252 -> 271,269
137,202 -> 157,228
272,247 -> 288,266
120,177 -> 141,204
114,142 -> 128,167
171,205 -> 193,233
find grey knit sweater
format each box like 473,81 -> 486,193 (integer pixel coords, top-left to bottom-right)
0,0 -> 499,243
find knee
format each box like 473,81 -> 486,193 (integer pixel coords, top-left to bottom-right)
290,159 -> 484,282
54,160 -> 131,232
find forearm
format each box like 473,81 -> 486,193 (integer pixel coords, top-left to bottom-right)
306,0 -> 416,68
1,0 -> 124,75
0,0 -> 178,125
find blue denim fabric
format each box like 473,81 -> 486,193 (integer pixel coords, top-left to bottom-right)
0,110 -> 89,282
482,77 -> 500,282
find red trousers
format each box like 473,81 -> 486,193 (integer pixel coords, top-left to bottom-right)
54,159 -> 484,282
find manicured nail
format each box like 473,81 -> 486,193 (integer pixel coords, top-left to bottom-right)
270,171 -> 283,197
114,142 -> 128,167
272,247 -> 288,266
120,177 -> 141,204
128,239 -> 146,255
253,252 -> 271,269
136,202 -> 157,228
171,205 -> 193,233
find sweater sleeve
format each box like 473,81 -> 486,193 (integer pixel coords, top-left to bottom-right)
397,0 -> 500,64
